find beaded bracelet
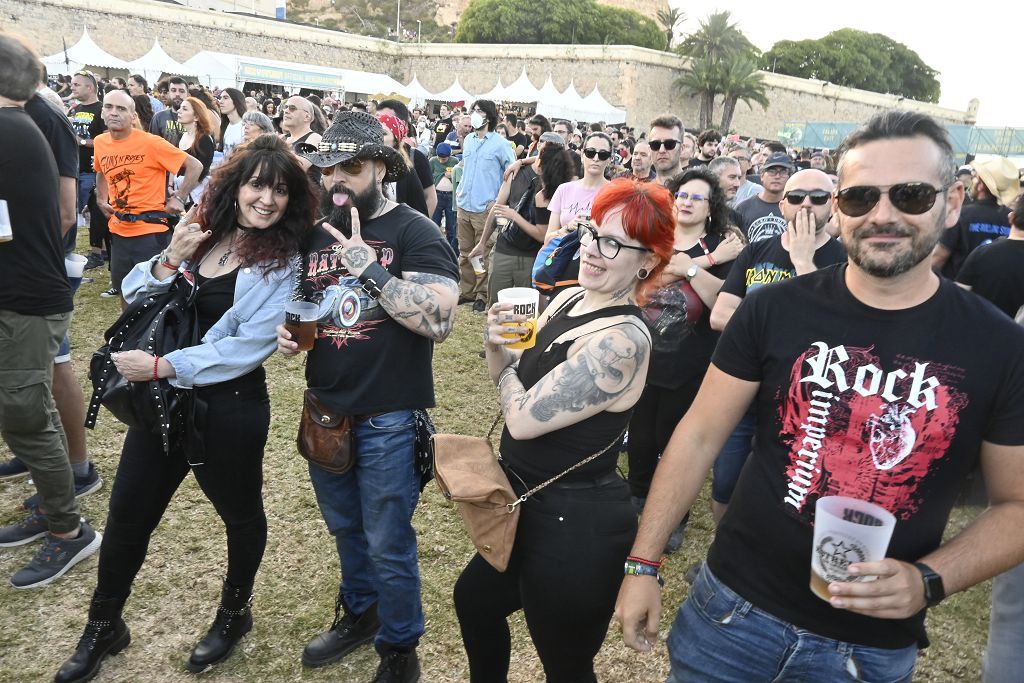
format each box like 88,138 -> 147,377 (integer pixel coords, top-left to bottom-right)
153,355 -> 161,381
626,555 -> 663,569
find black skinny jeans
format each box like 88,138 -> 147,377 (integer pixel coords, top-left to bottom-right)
454,478 -> 637,683
95,373 -> 270,601
626,378 -> 701,500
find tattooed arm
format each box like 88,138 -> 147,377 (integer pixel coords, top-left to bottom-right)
377,271 -> 459,342
499,320 -> 651,440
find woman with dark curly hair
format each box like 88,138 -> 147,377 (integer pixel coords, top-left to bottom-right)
53,135 -> 317,683
626,166 -> 746,551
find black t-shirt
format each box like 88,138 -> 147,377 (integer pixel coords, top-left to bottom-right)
956,238 -> 1024,318
735,194 -> 787,243
410,147 -> 434,192
570,149 -> 584,178
150,107 -> 183,146
938,197 -> 1012,278
708,265 -> 1024,649
395,165 -> 428,216
495,166 -> 541,257
185,135 -> 215,182
68,100 -> 105,173
510,132 -> 529,157
433,117 -> 454,148
722,234 -> 846,299
301,204 -> 459,414
0,108 -> 72,315
643,233 -> 733,388
26,95 -> 78,180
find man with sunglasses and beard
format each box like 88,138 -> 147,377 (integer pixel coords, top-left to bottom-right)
617,110 -> 1024,682
648,114 -> 685,186
278,111 -> 458,683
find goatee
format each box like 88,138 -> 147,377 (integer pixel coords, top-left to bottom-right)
319,183 -> 383,235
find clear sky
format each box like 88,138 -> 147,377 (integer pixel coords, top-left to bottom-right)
669,1 -> 1023,128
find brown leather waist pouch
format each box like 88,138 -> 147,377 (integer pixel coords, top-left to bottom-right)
297,389 -> 355,474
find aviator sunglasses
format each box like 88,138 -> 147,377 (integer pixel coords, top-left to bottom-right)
583,148 -> 613,161
835,182 -> 954,217
784,190 -> 832,206
648,139 -> 679,152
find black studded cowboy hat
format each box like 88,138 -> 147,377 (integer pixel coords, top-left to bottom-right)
297,110 -> 407,182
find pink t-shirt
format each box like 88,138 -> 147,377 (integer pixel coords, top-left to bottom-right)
549,181 -> 600,227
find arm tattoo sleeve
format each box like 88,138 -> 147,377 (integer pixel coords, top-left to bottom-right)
528,323 -> 648,422
377,271 -> 458,341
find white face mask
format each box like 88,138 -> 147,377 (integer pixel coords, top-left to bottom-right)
470,112 -> 485,130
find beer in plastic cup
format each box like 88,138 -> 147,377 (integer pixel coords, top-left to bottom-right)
810,496 -> 896,601
65,253 -> 88,293
497,287 -> 539,350
469,255 -> 486,275
284,301 -> 319,352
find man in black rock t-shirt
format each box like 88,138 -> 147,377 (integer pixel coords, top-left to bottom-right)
956,193 -> 1024,319
616,111 -> 1024,681
734,152 -> 794,243
278,112 -> 458,681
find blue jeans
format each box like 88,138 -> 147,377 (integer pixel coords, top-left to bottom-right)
308,410 -> 424,648
984,561 -> 1024,683
666,564 -> 917,682
711,410 -> 757,504
432,190 -> 457,252
77,172 -> 95,214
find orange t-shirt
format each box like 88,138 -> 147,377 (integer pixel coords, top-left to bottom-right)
93,128 -> 188,237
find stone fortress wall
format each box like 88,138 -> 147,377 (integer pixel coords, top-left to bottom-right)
7,0 -> 977,140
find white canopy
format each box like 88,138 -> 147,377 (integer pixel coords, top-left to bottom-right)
479,77 -> 508,101
501,69 -> 541,103
404,75 -> 434,107
537,76 -> 562,104
42,26 -> 131,74
431,77 -> 473,105
536,80 -> 589,123
581,85 -> 626,124
127,39 -> 194,84
182,51 -> 407,96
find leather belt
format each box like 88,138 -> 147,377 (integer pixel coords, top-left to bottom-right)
114,210 -> 175,226
545,471 -> 624,490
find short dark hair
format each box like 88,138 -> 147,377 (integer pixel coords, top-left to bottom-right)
505,112 -> 518,126
698,129 -> 722,146
650,115 -> 684,135
471,99 -> 499,131
168,76 -> 187,88
836,110 -> 956,184
129,74 -> 148,91
378,98 -> 412,126
155,78 -> 170,94
528,113 -> 551,132
1012,193 -> 1024,229
763,141 -> 787,154
0,33 -> 43,101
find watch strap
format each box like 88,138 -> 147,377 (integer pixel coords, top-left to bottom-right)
912,561 -> 945,607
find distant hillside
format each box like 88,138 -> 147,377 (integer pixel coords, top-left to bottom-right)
286,0 -> 669,42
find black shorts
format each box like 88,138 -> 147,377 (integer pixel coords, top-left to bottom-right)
110,231 -> 170,292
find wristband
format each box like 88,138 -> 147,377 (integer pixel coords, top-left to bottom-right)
707,252 -> 717,267
158,249 -> 180,271
153,355 -> 161,381
624,560 -> 664,587
626,555 -> 663,569
357,262 -> 393,299
497,365 -> 518,389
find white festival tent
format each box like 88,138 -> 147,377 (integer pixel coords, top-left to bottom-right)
536,76 -> 562,106
479,77 -> 509,102
535,79 -> 590,122
431,77 -> 474,105
42,26 -> 131,74
404,75 -> 434,107
127,39 -> 195,84
182,51 -> 408,97
581,85 -> 627,124
499,70 -> 542,104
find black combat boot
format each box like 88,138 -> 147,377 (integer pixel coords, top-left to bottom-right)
371,644 -> 420,683
186,579 -> 253,673
301,594 -> 379,668
53,593 -> 131,683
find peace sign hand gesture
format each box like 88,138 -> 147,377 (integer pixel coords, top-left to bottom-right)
322,207 -> 377,278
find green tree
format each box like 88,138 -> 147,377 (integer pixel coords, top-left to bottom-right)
674,11 -> 760,129
716,54 -> 769,132
656,7 -> 685,50
455,0 -> 663,50
763,29 -> 940,103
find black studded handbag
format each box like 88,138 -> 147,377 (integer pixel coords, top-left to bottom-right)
86,267 -> 200,454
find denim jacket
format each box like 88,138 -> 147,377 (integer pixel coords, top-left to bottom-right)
121,254 -> 297,389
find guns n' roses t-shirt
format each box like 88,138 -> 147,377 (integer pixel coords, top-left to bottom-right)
300,204 -> 459,414
707,264 -> 1024,649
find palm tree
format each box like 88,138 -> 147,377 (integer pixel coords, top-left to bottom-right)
674,56 -> 717,130
656,7 -> 685,50
717,54 -> 770,132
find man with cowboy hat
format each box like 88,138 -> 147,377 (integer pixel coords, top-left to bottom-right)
932,155 -> 1021,278
277,110 -> 459,683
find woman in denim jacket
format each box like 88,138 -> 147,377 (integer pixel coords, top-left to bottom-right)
55,136 -> 317,683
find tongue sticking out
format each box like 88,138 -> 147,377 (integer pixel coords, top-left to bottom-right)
332,193 -> 349,207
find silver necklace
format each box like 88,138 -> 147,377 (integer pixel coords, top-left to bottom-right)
218,233 -> 238,267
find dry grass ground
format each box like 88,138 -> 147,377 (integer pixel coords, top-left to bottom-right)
0,257 -> 991,682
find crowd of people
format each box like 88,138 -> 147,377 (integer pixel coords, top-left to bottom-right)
3,28 -> 1024,683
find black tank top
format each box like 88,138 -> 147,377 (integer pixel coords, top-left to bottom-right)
501,292 -> 645,486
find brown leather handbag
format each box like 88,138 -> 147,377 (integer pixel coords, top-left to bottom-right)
297,389 -> 356,474
432,413 -> 625,572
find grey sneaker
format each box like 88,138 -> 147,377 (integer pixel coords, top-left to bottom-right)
23,462 -> 102,510
10,522 -> 101,589
0,508 -> 49,547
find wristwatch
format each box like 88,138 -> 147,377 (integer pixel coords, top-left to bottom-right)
685,264 -> 700,280
912,562 -> 945,607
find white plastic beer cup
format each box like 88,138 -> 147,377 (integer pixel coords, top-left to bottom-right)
810,496 -> 896,601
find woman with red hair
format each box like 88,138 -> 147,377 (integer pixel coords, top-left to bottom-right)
176,96 -> 216,206
455,177 -> 675,682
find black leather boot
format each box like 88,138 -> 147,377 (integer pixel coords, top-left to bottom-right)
371,644 -> 420,683
54,594 -> 131,683
301,594 -> 379,668
186,579 -> 253,673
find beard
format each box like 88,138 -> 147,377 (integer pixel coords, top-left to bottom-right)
319,181 -> 384,235
844,219 -> 942,278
